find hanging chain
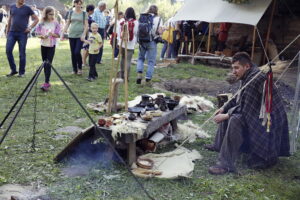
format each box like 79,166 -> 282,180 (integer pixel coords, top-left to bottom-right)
31,78 -> 38,152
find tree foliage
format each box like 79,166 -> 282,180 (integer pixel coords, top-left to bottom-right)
223,0 -> 250,3
57,0 -> 182,21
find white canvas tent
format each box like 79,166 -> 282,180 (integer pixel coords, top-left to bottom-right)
172,0 -> 275,59
172,0 -> 272,26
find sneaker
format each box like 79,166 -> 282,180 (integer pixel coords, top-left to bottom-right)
136,78 -> 142,84
41,83 -> 51,91
17,74 -> 25,78
71,71 -> 77,75
77,70 -> 83,75
6,71 -> 18,77
114,57 -> 118,61
146,78 -> 151,82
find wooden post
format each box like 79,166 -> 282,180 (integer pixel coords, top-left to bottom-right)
124,24 -> 129,111
207,23 -> 212,53
107,0 -> 119,114
251,26 -> 257,60
263,0 -> 276,64
192,28 -> 195,64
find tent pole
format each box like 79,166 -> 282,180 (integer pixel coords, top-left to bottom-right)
207,23 -> 212,53
192,28 -> 195,64
263,0 -> 276,64
251,26 -> 257,60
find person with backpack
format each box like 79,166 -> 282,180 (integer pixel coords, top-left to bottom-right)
62,0 -> 88,75
136,5 -> 163,84
117,7 -> 138,80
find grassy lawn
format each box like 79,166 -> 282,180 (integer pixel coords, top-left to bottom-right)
0,38 -> 299,200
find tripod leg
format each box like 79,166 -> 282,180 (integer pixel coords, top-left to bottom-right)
0,65 -> 43,129
0,62 -> 45,146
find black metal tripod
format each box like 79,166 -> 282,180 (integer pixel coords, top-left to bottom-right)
0,61 -> 154,200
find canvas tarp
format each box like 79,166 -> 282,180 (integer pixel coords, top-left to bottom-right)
172,0 -> 272,26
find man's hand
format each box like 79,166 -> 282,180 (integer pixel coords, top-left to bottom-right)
213,113 -> 229,124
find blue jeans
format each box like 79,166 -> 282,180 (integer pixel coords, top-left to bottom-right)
137,41 -> 157,79
6,31 -> 28,75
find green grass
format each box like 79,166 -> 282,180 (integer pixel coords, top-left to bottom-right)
0,38 -> 299,200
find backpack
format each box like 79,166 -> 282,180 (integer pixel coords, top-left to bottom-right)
120,19 -> 135,42
137,13 -> 154,43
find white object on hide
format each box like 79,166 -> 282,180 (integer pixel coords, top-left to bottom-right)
133,147 -> 202,179
175,121 -> 211,143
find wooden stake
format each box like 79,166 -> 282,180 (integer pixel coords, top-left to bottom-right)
263,0 -> 276,64
192,28 -> 195,64
207,23 -> 212,53
251,26 -> 257,60
107,0 -> 119,114
124,23 -> 129,111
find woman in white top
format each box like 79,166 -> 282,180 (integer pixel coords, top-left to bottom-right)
117,7 -> 138,80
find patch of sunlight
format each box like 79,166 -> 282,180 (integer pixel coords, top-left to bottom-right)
51,81 -> 66,86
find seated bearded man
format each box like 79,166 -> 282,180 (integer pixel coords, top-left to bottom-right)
206,52 -> 290,175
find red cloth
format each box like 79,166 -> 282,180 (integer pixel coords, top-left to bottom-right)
218,23 -> 232,42
120,19 -> 135,41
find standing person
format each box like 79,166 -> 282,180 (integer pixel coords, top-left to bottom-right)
117,7 -> 138,80
111,11 -> 124,60
29,4 -> 41,37
136,5 -> 163,84
6,0 -> 39,77
35,6 -> 61,91
0,5 -> 8,37
92,1 -> 106,64
81,4 -> 95,67
84,22 -> 102,81
216,23 -> 232,52
160,17 -> 176,60
104,10 -> 111,40
62,0 -> 88,75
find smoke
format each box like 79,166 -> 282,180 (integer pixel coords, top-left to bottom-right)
61,138 -> 123,177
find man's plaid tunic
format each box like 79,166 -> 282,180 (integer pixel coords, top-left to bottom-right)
223,67 -> 290,161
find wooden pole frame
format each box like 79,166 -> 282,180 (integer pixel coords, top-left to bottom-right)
251,26 -> 257,60
263,0 -> 276,64
124,23 -> 129,111
207,23 -> 212,53
192,28 -> 195,64
107,0 -> 119,114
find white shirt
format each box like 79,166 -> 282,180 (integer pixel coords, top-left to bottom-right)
151,15 -> 163,37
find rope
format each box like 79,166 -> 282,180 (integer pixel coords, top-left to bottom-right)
256,28 -> 270,64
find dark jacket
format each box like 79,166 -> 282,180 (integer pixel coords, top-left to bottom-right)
224,66 -> 290,160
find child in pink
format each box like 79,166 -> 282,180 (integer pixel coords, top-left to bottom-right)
36,6 -> 61,91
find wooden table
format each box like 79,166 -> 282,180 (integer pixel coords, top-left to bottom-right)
54,105 -> 187,165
